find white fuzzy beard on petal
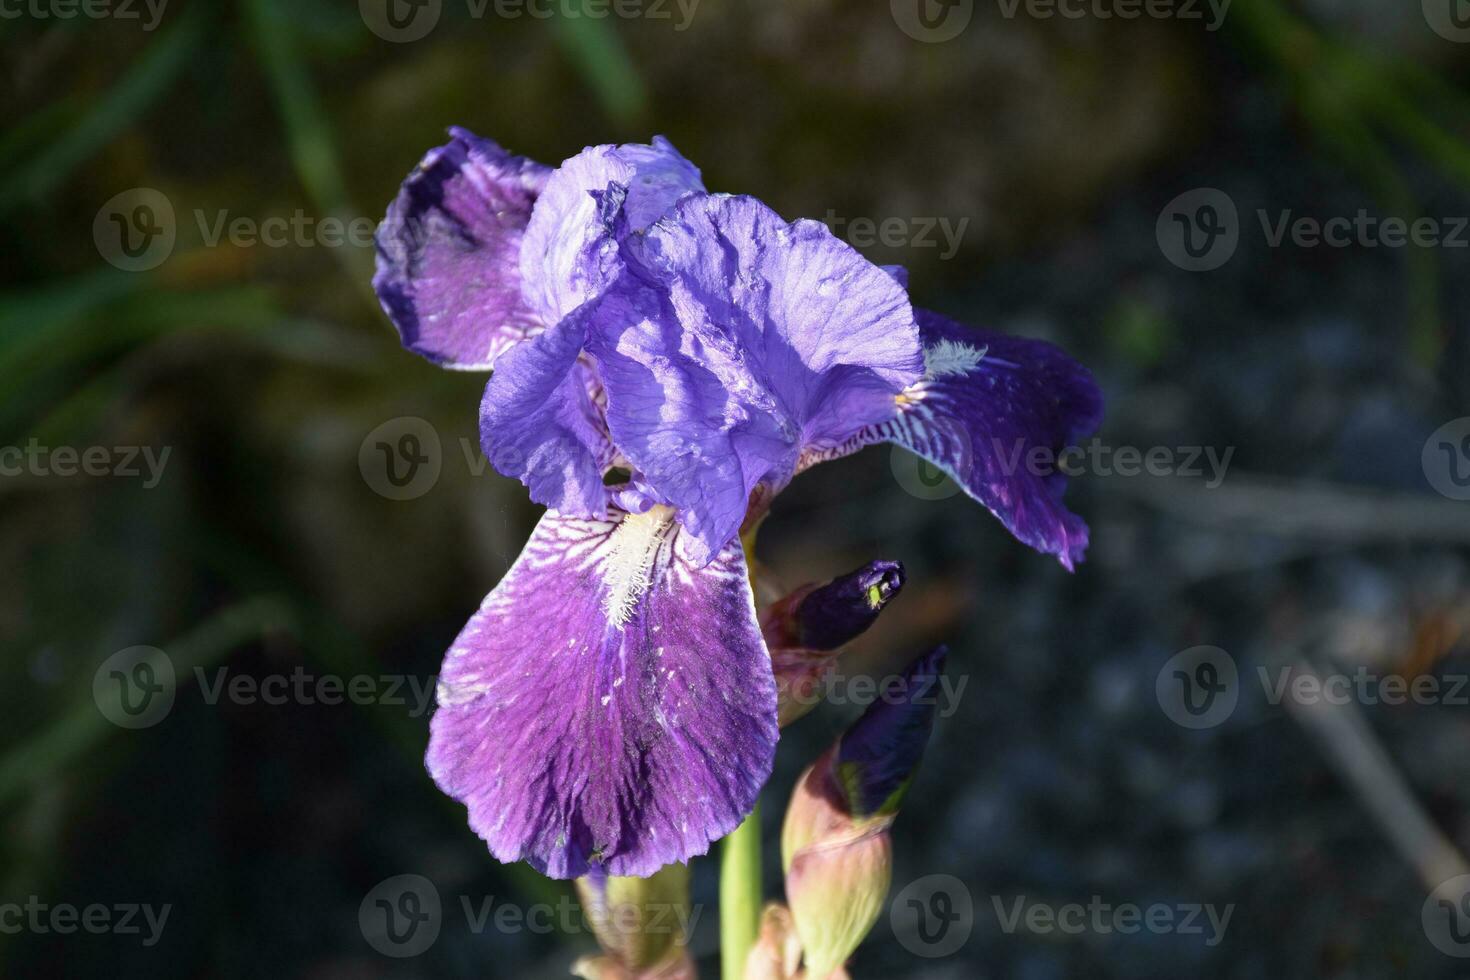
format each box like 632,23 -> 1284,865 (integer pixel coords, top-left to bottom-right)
921,339 -> 988,379
602,504 -> 675,629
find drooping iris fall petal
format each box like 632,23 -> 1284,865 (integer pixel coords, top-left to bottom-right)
426,508 -> 777,879
803,307 -> 1104,569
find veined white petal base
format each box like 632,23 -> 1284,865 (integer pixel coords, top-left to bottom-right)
602,504 -> 675,628
426,508 -> 778,879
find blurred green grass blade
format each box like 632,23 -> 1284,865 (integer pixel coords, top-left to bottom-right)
24,314 -> 379,446
0,269 -> 142,358
551,4 -> 648,128
0,282 -> 283,440
0,280 -> 278,384
0,597 -> 296,809
0,6 -> 205,212
1227,0 -> 1448,365
243,0 -> 349,215
243,0 -> 376,305
0,93 -> 86,175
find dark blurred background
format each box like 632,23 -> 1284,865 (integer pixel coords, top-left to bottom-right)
4,0 -> 1470,977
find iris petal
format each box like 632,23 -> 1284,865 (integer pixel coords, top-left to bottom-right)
588,194 -> 924,565
478,309 -> 614,517
426,508 -> 778,879
520,137 -> 704,326
803,308 -> 1104,569
374,128 -> 550,369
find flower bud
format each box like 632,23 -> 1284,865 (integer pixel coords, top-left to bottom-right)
572,864 -> 696,980
830,644 -> 945,820
779,646 -> 946,978
765,561 -> 905,652
762,561 -> 906,727
742,903 -> 803,980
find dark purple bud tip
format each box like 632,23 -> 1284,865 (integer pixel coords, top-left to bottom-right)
795,560 -> 906,651
835,645 -> 947,819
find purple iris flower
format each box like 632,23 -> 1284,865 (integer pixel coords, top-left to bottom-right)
374,129 -> 1103,879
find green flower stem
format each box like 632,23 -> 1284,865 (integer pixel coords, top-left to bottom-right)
720,802 -> 762,980
721,524 -> 766,979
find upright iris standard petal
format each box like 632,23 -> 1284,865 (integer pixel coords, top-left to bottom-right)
589,194 -> 925,565
478,310 -> 615,517
426,507 -> 778,880
474,138 -> 705,519
804,308 -> 1104,569
374,128 -> 551,369
520,137 -> 704,326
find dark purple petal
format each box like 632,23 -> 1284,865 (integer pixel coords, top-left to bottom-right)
520,137 -> 703,327
374,128 -> 550,369
478,309 -> 614,517
804,308 -> 1104,570
426,508 -> 778,879
835,646 -> 947,819
588,194 -> 924,565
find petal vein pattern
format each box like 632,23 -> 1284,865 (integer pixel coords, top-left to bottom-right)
427,509 -> 778,879
798,308 -> 1103,569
